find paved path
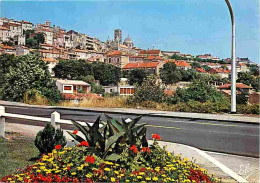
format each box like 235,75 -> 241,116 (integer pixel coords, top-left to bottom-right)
2,104 -> 259,157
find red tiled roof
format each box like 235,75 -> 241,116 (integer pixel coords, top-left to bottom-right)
218,83 -> 252,89
107,51 -> 122,56
40,49 -> 60,54
196,68 -> 207,73
1,45 -> 15,50
41,44 -> 54,47
75,49 -> 88,53
147,55 -> 163,60
139,50 -> 161,55
0,26 -> 10,30
41,58 -> 57,62
238,63 -> 246,66
123,62 -> 160,69
174,60 -> 191,67
209,68 -> 230,74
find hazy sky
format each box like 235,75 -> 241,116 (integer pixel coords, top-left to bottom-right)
0,0 -> 259,62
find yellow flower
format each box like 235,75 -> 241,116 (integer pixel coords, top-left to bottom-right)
137,176 -> 142,179
77,166 -> 83,171
10,181 -> 15,183
126,180 -> 130,182
7,178 -> 12,181
104,168 -> 110,171
145,177 -> 151,181
105,161 -> 113,165
184,158 -> 189,161
55,170 -> 61,173
111,177 -> 116,182
139,172 -> 145,175
114,171 -> 119,175
36,170 -> 41,173
71,172 -> 76,175
153,177 -> 158,181
162,174 -> 166,177
86,173 -> 92,178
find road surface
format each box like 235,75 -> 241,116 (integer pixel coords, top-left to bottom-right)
3,105 -> 259,157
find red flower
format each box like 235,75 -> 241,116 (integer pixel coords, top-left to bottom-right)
141,147 -> 150,154
80,141 -> 89,147
152,134 -> 161,140
130,145 -> 138,153
67,167 -> 71,170
85,155 -> 95,164
73,130 -> 78,134
55,144 -> 61,150
140,167 -> 146,172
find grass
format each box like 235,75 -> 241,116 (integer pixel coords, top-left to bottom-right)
0,136 -> 39,178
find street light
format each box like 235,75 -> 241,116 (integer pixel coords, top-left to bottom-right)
224,0 -> 236,113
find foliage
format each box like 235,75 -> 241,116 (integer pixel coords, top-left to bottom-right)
249,64 -> 260,76
53,59 -> 93,79
191,62 -> 201,69
25,33 -> 45,49
170,54 -> 186,60
237,104 -> 259,114
91,83 -> 104,95
54,61 -> 121,86
202,65 -> 211,72
92,62 -> 121,86
179,69 -> 197,81
23,89 -> 48,105
237,72 -> 259,91
236,91 -> 248,105
2,138 -> 219,183
128,69 -> 149,85
35,123 -> 67,155
130,75 -> 165,103
169,78 -> 227,104
68,114 -> 148,161
160,62 -> 182,84
0,54 -> 61,103
2,41 -> 14,46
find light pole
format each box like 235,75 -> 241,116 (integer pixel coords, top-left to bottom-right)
224,0 -> 236,113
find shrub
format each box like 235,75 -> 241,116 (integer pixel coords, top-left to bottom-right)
23,89 -> 48,105
130,75 -> 165,103
237,104 -> 260,114
35,123 -> 67,154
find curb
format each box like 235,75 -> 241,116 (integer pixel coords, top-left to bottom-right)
155,141 -> 248,183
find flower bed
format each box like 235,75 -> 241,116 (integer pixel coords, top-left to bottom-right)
1,115 -> 220,182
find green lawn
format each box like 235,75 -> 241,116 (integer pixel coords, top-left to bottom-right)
0,136 -> 39,178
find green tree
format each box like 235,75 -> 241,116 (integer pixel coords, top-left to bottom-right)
171,54 -> 185,60
202,65 -> 211,72
34,33 -> 45,45
249,64 -> 259,76
92,62 -> 121,86
128,69 -> 149,85
0,54 -> 61,103
2,41 -> 14,46
160,62 -> 182,84
132,75 -> 165,103
53,59 -> 93,79
237,72 -> 259,91
191,62 -> 201,69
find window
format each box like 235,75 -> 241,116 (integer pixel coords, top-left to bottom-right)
64,86 -> 72,90
117,57 -> 120,62
108,58 -> 112,63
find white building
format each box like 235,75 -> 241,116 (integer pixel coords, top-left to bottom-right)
56,79 -> 91,94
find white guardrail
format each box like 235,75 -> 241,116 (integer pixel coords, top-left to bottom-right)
0,105 -> 93,138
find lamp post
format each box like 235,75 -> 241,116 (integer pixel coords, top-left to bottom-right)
224,0 -> 236,113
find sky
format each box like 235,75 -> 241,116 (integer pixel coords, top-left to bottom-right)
0,0 -> 259,63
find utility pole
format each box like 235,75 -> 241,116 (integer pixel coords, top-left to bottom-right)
224,0 -> 236,113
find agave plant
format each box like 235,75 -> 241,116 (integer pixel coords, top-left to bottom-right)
68,114 -> 148,161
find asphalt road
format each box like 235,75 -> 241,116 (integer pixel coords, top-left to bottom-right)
3,105 -> 259,158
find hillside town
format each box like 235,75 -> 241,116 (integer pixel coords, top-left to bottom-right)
0,17 -> 258,104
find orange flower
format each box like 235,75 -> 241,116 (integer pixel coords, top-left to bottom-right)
152,134 -> 161,140
73,130 -> 78,134
55,144 -> 61,150
130,145 -> 138,153
80,141 -> 89,147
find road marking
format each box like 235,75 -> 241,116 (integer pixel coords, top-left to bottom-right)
145,124 -> 181,130
167,120 -> 238,127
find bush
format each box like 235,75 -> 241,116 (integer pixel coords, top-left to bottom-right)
130,75 -> 165,103
23,89 -> 48,105
35,123 -> 67,155
237,104 -> 260,114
